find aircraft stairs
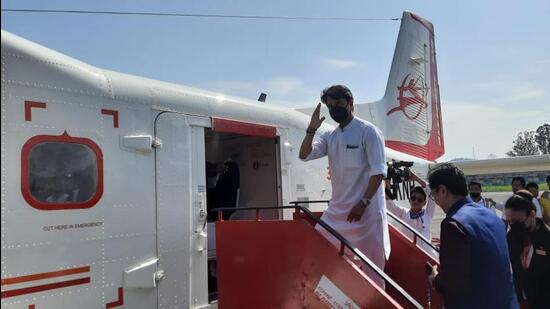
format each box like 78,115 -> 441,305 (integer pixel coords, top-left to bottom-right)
214,201 -> 443,308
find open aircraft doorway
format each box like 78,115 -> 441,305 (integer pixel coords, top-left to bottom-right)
204,126 -> 283,302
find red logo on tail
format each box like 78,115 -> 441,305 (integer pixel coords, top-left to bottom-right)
386,74 -> 428,120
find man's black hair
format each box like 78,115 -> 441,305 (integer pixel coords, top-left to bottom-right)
511,176 -> 526,188
410,186 -> 426,199
525,182 -> 539,190
320,85 -> 354,105
468,181 -> 482,190
505,190 -> 536,215
428,163 -> 468,196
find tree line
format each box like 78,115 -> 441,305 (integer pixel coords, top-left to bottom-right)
507,124 -> 550,157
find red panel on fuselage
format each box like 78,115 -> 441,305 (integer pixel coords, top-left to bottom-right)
212,117 -> 276,138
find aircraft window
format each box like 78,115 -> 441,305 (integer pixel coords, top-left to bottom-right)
23,137 -> 103,210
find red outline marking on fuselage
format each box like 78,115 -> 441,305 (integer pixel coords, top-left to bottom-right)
24,101 -> 47,121
106,287 -> 124,308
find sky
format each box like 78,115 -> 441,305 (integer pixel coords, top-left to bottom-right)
2,0 -> 549,161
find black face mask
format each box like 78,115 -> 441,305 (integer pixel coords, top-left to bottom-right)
329,106 -> 349,123
469,192 -> 481,199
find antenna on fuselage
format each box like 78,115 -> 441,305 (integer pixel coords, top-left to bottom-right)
258,93 -> 267,102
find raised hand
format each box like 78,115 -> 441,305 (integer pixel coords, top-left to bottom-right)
308,103 -> 326,131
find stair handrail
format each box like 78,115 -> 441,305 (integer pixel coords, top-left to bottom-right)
290,200 -> 440,253
386,211 -> 440,253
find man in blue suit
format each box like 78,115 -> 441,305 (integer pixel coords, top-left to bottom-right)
426,163 -> 518,309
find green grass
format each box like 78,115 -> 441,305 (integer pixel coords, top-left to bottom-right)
483,183 -> 548,192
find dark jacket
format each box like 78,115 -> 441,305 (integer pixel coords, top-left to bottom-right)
434,198 -> 518,309
206,161 -> 240,222
507,218 -> 550,309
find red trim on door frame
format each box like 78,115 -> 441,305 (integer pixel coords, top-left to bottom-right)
20,131 -> 104,210
101,109 -> 119,128
106,287 -> 124,308
212,117 -> 276,138
24,101 -> 47,121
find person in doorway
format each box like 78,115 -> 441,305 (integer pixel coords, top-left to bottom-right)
299,85 -> 390,288
214,159 -> 240,220
426,163 -> 517,309
206,161 -> 229,222
385,169 -> 437,256
206,161 -> 228,189
505,190 -> 550,308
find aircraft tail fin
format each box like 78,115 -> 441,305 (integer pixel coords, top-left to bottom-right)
363,11 -> 444,161
295,11 -> 444,161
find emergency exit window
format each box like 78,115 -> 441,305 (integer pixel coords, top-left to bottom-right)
22,134 -> 103,210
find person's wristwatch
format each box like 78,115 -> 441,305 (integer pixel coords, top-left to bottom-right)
361,197 -> 370,207
306,126 -> 316,135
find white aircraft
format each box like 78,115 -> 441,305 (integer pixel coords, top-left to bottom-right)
1,11 -> 443,308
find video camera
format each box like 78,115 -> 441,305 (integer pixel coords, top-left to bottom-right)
386,160 -> 415,200
387,160 -> 414,183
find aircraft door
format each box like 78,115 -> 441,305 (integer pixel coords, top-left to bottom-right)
154,112 -> 210,308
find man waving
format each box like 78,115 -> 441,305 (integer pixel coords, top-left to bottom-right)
299,85 -> 390,288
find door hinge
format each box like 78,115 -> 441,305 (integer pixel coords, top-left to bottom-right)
154,269 -> 165,282
152,137 -> 163,148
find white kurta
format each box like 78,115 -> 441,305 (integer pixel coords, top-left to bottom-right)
385,186 -> 436,256
302,117 -> 390,279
